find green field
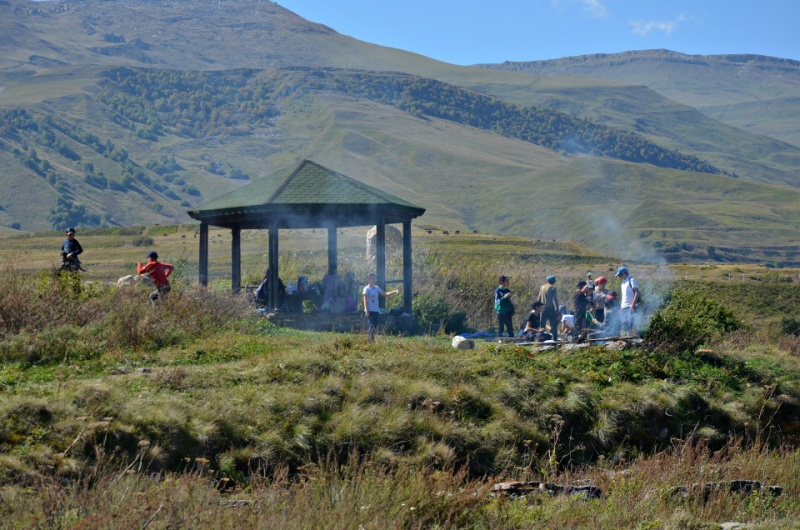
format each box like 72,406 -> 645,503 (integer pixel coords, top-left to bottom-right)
1,225 -> 800,527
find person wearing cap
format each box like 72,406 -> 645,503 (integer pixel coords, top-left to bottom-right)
537,275 -> 560,341
494,275 -> 516,337
137,251 -> 174,306
60,227 -> 84,271
615,266 -> 640,337
573,280 -> 591,334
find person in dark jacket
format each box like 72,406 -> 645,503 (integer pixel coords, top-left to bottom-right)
494,275 -> 516,337
255,268 -> 286,308
60,227 -> 84,271
573,280 -> 590,333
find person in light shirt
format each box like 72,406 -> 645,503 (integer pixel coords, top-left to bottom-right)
615,266 -> 640,337
363,273 -> 399,341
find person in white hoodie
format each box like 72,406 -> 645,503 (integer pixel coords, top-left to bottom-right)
363,273 -> 398,341
615,266 -> 640,337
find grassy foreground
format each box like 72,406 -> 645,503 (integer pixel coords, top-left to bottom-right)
2,443 -> 798,529
0,265 -> 799,527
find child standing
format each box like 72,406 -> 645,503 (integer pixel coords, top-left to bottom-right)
494,275 -> 517,337
363,273 -> 399,341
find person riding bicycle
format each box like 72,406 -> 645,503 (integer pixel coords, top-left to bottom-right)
60,227 -> 84,272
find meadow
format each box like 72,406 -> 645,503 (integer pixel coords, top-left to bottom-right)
0,227 -> 798,528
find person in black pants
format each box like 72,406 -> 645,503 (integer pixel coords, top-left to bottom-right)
523,301 -> 552,342
573,280 -> 590,334
494,275 -> 517,337
537,275 -> 560,341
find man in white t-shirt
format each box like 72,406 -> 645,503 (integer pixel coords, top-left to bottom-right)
363,273 -> 399,341
615,266 -> 640,337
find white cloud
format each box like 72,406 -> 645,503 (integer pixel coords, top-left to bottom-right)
550,0 -> 608,19
581,0 -> 608,18
629,14 -> 685,37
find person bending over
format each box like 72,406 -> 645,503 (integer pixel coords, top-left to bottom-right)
137,251 -> 174,307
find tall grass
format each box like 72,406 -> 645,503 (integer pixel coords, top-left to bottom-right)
1,442 -> 797,529
1,257 -> 799,527
0,269 -> 251,363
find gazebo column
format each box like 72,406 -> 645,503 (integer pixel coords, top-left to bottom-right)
403,220 -> 412,314
268,226 -> 279,310
231,225 -> 241,294
199,222 -> 209,287
327,226 -> 338,275
376,220 -> 386,309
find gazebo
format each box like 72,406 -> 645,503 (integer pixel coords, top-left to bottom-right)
187,160 -> 426,314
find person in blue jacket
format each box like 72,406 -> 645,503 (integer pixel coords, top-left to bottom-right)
60,227 -> 84,271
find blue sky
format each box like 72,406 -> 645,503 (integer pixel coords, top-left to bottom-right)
276,0 -> 799,65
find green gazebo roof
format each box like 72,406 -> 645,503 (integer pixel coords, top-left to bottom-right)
187,160 -> 425,229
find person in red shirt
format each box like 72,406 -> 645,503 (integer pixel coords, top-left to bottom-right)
137,251 -> 174,306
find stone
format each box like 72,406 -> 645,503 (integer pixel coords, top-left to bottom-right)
452,336 -> 475,350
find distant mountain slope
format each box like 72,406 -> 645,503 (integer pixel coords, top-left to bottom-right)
2,65 -> 799,265
0,0 -> 451,73
476,49 -> 800,147
4,1 -> 798,186
0,1 -> 799,262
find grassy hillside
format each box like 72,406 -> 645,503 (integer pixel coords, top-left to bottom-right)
477,49 -> 800,147
2,66 -> 800,261
465,158 -> 800,263
701,96 -> 800,147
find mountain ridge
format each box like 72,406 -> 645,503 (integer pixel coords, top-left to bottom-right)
476,49 -> 800,147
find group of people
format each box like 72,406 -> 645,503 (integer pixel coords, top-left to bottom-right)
62,226 -> 641,341
60,228 -> 174,307
494,266 -> 641,341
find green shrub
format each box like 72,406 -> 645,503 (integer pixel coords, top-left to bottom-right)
444,312 -> 468,334
780,316 -> 800,337
130,236 -> 154,247
645,287 -> 741,353
412,293 -> 450,333
1,325 -> 100,364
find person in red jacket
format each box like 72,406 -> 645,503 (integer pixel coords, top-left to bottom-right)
137,251 -> 174,306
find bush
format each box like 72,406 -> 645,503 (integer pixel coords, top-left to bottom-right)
412,293 -> 450,334
780,316 -> 800,337
444,312 -> 468,335
130,236 -> 154,247
645,287 -> 741,353
182,185 -> 201,197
